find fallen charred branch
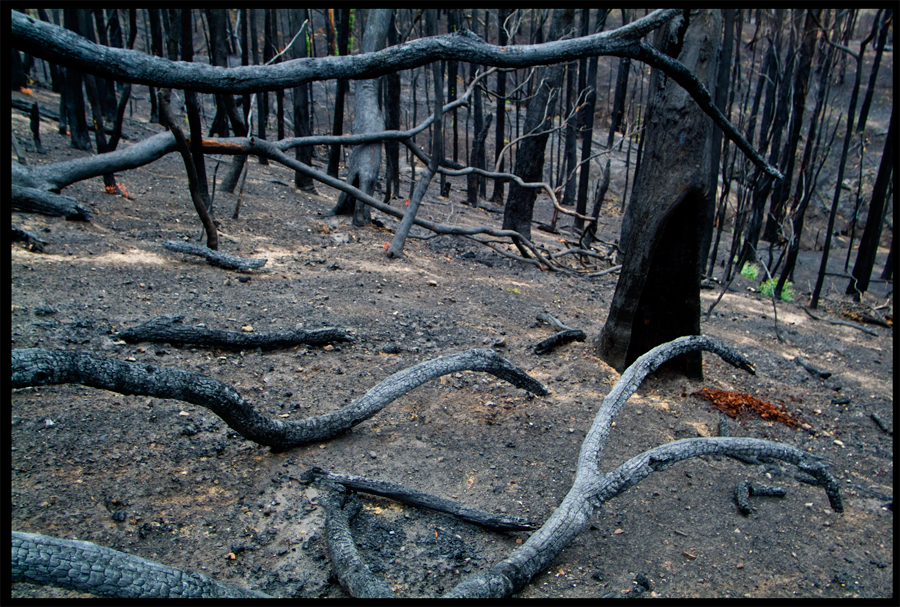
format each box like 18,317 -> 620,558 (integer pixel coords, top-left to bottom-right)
11,185 -> 91,221
11,348 -> 547,451
116,314 -> 352,350
803,307 -> 878,336
11,531 -> 268,599
735,481 -> 787,516
533,313 -> 586,355
300,467 -> 536,532
794,356 -> 832,379
319,484 -> 396,599
161,240 -> 266,271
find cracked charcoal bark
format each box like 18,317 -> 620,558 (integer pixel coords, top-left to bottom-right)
735,480 -> 753,515
301,467 -> 536,531
319,484 -> 395,598
162,239 -> 266,271
11,184 -> 92,221
11,531 -> 268,598
750,484 -> 787,498
116,314 -> 353,349
11,348 -> 547,450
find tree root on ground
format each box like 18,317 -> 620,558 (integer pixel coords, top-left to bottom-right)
116,314 -> 353,350
11,348 -> 547,451
161,240 -> 266,271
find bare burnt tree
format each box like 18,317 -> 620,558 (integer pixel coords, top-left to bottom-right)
383,11 -> 401,202
290,9 -> 316,193
62,8 -> 92,151
501,9 -> 576,246
598,9 -> 721,377
606,9 -> 633,149
809,12 -> 880,308
574,9 -> 607,233
326,8 -> 352,177
489,8 -> 511,203
854,8 -> 892,134
846,107 -> 894,299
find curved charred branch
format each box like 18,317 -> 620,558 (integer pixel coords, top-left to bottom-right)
444,435 -> 839,599
11,348 -> 547,451
533,330 -> 586,355
11,9 -> 679,93
11,9 -> 779,179
319,484 -> 396,599
441,336 -> 833,598
117,314 -> 352,349
300,467 -> 536,532
11,531 -> 269,599
11,131 -> 177,193
162,240 -> 265,271
11,184 -> 91,221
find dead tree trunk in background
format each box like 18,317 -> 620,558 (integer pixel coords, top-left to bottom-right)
327,8 -> 351,177
598,10 -> 721,378
606,9 -> 633,149
147,9 -> 164,125
180,9 -> 211,204
575,9 -> 607,234
489,8 -> 511,203
328,9 -> 392,226
847,107 -> 894,299
699,8 -> 735,273
809,16 -> 879,308
763,9 -> 819,245
501,9 -> 575,245
63,9 -> 92,151
854,8 -> 891,134
383,11 -> 401,202
290,9 -> 316,193
736,8 -> 790,271
209,9 -> 249,193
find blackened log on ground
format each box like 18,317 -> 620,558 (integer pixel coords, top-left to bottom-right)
11,531 -> 269,598
116,314 -> 352,349
300,467 -> 536,531
11,226 -> 48,252
318,484 -> 395,598
11,348 -> 547,451
11,185 -> 91,221
161,240 -> 266,271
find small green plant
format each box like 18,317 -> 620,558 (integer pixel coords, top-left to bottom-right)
740,262 -> 759,280
759,279 -> 794,302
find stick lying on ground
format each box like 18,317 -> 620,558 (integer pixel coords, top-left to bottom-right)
532,313 -> 587,354
300,467 -> 536,531
116,314 -> 353,349
162,240 -> 266,271
11,348 -> 547,451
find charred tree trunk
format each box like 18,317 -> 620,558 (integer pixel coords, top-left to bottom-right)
327,8 -> 351,177
847,107 -> 894,299
501,9 -> 575,244
698,8 -> 735,272
598,10 -> 721,378
854,8 -> 891,134
63,9 -> 92,151
291,9 -> 316,193
575,10 -> 606,233
383,11 -> 401,203
328,9 -> 392,226
489,9 -> 511,203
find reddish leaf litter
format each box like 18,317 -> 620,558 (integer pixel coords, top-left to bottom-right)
692,388 -> 809,429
